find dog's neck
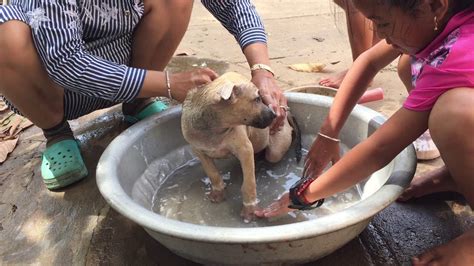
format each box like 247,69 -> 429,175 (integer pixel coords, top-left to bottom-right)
190,107 -> 234,135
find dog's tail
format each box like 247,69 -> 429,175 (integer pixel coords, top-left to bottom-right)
287,112 -> 302,163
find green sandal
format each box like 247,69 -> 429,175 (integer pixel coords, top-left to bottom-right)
41,139 -> 88,190
124,100 -> 168,124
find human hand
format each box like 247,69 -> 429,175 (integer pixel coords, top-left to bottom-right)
169,68 -> 219,102
255,192 -> 292,218
303,134 -> 341,178
251,71 -> 287,134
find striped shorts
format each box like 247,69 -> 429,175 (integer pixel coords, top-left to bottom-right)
0,4 -> 136,120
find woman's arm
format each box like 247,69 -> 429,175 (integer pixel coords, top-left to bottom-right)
304,41 -> 401,177
305,107 -> 429,202
201,0 -> 286,131
321,41 -> 401,137
201,0 -> 267,50
257,107 -> 429,217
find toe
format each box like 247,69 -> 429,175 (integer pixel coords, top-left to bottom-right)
397,187 -> 415,202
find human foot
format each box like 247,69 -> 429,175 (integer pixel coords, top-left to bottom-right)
398,166 -> 457,202
412,227 -> 474,266
413,130 -> 440,160
319,70 -> 348,88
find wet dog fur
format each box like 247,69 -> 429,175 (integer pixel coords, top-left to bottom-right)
181,72 -> 301,222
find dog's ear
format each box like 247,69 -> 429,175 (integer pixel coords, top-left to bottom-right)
219,81 -> 234,100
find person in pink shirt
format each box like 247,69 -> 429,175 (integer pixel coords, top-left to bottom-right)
324,0 -> 441,161
257,0 -> 474,265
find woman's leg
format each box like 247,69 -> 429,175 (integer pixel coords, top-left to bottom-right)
320,0 -> 379,88
398,54 -> 440,161
124,0 -> 194,113
0,20 -> 88,189
0,21 -> 64,129
397,54 -> 412,90
398,54 -> 445,200
412,88 -> 474,265
131,0 -> 194,71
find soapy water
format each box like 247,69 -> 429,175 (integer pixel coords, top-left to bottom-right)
142,138 -> 366,228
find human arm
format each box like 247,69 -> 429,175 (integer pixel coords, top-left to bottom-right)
257,107 -> 429,217
304,41 -> 401,178
244,43 -> 287,133
201,0 -> 286,131
138,68 -> 218,102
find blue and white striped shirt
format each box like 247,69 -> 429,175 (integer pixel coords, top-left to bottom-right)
0,0 -> 267,103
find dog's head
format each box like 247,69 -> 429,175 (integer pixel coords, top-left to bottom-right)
213,79 -> 276,129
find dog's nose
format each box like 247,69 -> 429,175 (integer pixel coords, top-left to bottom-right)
251,107 -> 276,129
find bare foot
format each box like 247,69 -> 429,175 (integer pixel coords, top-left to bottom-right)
413,227 -> 474,266
319,70 -> 348,88
398,166 -> 457,202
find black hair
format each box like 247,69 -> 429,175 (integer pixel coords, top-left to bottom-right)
385,0 -> 474,16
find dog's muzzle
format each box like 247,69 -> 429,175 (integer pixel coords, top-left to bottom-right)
251,108 -> 276,128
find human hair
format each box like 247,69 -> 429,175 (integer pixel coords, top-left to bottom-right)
384,0 -> 474,17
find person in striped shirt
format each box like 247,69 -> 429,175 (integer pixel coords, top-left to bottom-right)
0,0 -> 286,190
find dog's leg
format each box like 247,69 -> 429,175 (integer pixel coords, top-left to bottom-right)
193,149 -> 226,203
229,134 -> 259,222
266,117 -> 293,163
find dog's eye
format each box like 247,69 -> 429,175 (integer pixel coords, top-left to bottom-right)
255,96 -> 262,103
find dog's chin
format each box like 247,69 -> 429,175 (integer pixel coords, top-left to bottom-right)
249,109 -> 276,128
250,118 -> 273,129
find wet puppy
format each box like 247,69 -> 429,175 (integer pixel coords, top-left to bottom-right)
181,72 -> 300,222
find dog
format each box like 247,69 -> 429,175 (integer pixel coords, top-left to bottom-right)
181,72 -> 301,222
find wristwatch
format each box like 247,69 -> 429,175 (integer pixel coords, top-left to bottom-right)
288,176 -> 325,210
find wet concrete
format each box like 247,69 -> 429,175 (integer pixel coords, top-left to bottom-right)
1,1 -> 472,265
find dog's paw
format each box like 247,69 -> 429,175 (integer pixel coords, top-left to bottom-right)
241,204 -> 261,223
208,189 -> 225,203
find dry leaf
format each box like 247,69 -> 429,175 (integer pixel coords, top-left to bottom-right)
0,101 -> 8,113
9,116 -> 21,136
0,137 -> 19,163
288,63 -> 326,73
13,118 -> 33,137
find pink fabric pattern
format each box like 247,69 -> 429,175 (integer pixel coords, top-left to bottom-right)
404,6 -> 474,111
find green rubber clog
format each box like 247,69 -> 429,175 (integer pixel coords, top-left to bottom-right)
124,100 -> 168,124
41,139 -> 88,190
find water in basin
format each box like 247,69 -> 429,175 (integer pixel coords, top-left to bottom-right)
133,134 -> 367,228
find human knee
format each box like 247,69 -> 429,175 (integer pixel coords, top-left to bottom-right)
397,54 -> 412,91
144,0 -> 193,18
429,89 -> 474,148
0,21 -> 33,68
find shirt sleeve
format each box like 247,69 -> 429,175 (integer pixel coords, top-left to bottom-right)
201,0 -> 267,50
30,2 -> 144,103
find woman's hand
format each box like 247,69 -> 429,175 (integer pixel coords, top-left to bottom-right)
255,192 -> 292,218
169,68 -> 219,102
303,134 -> 341,178
251,70 -> 287,134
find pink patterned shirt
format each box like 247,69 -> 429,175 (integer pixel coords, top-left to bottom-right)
404,6 -> 474,111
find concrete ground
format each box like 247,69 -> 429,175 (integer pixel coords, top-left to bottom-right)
1,1 -> 472,265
